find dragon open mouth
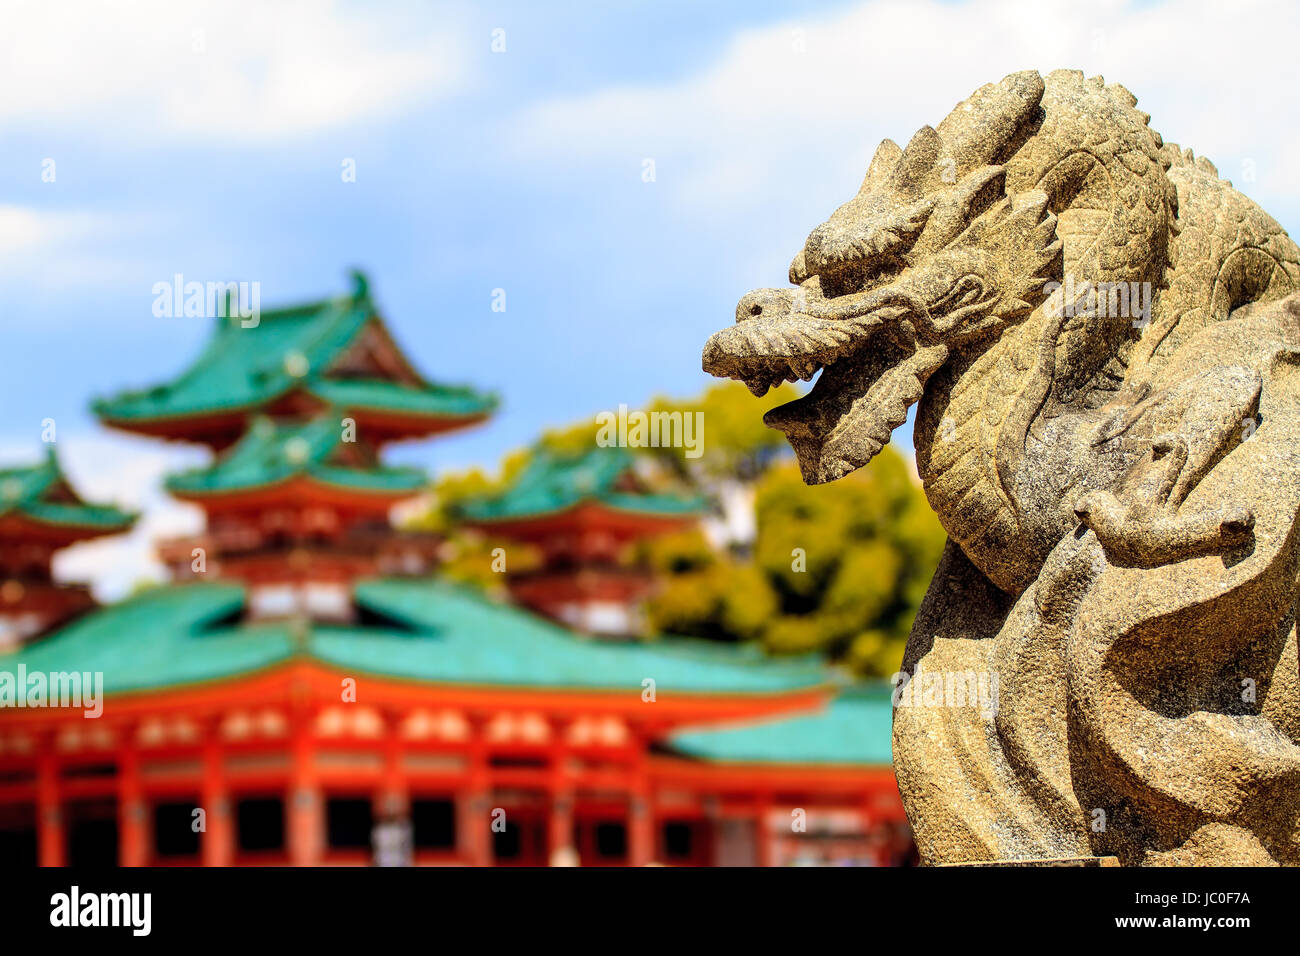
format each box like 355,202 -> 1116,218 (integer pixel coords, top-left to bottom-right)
702,307 -> 949,483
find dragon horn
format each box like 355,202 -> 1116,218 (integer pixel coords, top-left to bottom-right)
887,125 -> 943,198
936,70 -> 1044,178
858,138 -> 903,195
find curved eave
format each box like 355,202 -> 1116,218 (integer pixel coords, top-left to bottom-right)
0,658 -> 302,723
96,391 -> 496,445
166,472 -> 425,507
93,387 -> 281,428
306,661 -> 834,726
95,404 -> 265,448
0,510 -> 135,542
462,498 -> 700,536
0,658 -> 835,732
334,404 -> 496,442
93,385 -> 497,424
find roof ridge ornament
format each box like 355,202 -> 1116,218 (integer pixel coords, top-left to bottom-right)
348,268 -> 370,302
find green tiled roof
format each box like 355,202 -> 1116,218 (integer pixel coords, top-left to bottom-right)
165,414 -> 427,497
310,379 -> 494,418
1,578 -> 831,698
5,584 -> 286,691
668,684 -> 895,766
93,277 -> 497,427
0,449 -> 135,532
337,579 -> 827,692
460,445 -> 704,523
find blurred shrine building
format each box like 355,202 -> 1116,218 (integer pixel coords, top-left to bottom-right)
0,275 -> 909,867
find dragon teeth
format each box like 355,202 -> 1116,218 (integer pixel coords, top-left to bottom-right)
734,355 -> 824,395
742,369 -> 776,396
790,358 -> 820,381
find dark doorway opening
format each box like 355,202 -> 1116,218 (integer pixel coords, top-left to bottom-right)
492,812 -> 546,866
235,796 -> 284,853
0,804 -> 37,866
67,798 -> 118,867
326,797 -> 373,850
594,821 -> 628,859
153,800 -> 201,859
411,798 -> 456,850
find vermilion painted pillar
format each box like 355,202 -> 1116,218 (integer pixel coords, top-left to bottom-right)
380,711 -> 407,820
861,797 -> 878,866
627,732 -> 654,866
547,718 -> 576,865
36,746 -> 64,867
755,796 -> 774,868
118,738 -> 147,866
200,726 -> 233,866
457,714 -> 491,866
289,712 -> 322,866
629,795 -> 654,866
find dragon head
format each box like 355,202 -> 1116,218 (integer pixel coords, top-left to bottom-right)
702,71 -> 1062,483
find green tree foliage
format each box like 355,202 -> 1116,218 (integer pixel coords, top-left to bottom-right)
642,440 -> 944,677
404,455 -> 537,593
641,381 -> 800,481
412,380 -> 945,676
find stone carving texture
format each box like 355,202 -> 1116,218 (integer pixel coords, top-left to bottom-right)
702,70 -> 1300,865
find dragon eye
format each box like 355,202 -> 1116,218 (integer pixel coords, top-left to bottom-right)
957,276 -> 984,302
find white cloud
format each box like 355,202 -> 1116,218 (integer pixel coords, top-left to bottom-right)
514,0 -> 1300,223
0,206 -> 101,256
0,0 -> 466,142
0,205 -> 154,287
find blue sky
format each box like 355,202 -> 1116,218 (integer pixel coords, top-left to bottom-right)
2,0 -> 852,470
4,0 -> 1299,594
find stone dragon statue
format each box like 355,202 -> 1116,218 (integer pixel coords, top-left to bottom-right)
702,70 -> 1300,865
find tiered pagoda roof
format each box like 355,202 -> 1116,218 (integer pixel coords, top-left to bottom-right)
0,449 -> 134,544
166,414 -> 427,506
0,273 -> 906,872
94,272 -> 497,448
456,445 -> 705,636
94,274 -> 491,596
459,445 -> 703,532
0,448 -> 135,647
